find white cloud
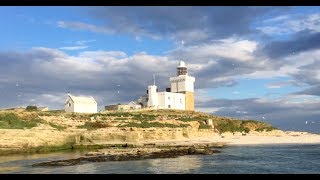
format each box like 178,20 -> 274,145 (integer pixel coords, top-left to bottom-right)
59,46 -> 88,50
172,29 -> 209,44
32,47 -> 66,58
57,21 -> 115,34
79,50 -> 127,59
170,38 -> 258,62
194,89 -> 214,104
258,13 -> 320,35
40,93 -> 66,104
263,15 -> 290,23
57,20 -> 161,40
242,49 -> 320,80
75,39 -> 96,45
266,84 -> 282,89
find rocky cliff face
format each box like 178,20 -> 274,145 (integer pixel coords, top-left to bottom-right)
78,127 -> 216,143
0,109 -> 277,155
0,125 -> 217,155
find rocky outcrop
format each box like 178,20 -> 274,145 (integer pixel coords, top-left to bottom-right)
32,146 -> 221,167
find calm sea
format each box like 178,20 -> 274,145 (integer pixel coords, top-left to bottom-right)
0,144 -> 319,174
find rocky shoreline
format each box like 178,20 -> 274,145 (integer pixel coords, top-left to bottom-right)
32,146 -> 221,167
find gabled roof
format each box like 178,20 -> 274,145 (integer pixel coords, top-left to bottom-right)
66,94 -> 97,105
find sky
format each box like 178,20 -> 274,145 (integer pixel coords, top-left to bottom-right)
1,6 -> 320,133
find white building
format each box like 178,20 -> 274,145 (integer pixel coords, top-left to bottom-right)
139,60 -> 195,111
64,93 -> 98,113
128,101 -> 142,110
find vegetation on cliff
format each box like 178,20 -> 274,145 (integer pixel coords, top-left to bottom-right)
0,109 -> 277,133
0,112 -> 66,130
0,109 -> 280,156
0,113 -> 43,129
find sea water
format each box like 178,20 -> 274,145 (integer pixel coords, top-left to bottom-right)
0,144 -> 319,174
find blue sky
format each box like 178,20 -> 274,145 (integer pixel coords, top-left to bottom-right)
0,7 -> 173,55
1,6 -> 320,133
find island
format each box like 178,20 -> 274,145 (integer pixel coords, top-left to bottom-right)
0,109 -> 319,167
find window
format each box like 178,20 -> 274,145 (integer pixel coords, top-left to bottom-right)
180,99 -> 182,103
168,105 -> 171,108
168,96 -> 170,100
68,102 -> 71,107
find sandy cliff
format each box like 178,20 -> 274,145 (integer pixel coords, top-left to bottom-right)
0,109 -> 319,155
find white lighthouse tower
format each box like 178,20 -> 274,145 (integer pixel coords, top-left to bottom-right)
169,61 -> 195,111
147,75 -> 158,108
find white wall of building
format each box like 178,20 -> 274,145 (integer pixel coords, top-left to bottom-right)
157,92 -> 185,110
148,85 -> 158,108
128,101 -> 142,109
65,97 -> 74,113
64,95 -> 97,113
170,75 -> 195,93
74,103 -> 97,113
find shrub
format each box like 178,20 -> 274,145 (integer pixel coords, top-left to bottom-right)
77,121 -> 110,130
199,123 -> 212,129
26,106 -> 37,111
0,113 -> 43,129
215,120 -> 249,133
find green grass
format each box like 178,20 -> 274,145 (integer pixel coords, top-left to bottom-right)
213,119 -> 277,133
0,110 -> 277,134
214,120 -> 250,133
119,121 -> 189,128
102,112 -> 132,117
176,117 -> 195,122
198,123 -> 212,129
0,113 -> 44,129
177,116 -> 207,123
0,113 -> 68,130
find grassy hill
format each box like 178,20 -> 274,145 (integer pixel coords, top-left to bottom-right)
0,109 -> 277,134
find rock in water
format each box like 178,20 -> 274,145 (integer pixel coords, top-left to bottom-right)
32,147 -> 220,167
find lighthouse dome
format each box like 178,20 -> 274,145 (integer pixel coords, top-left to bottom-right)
178,60 -> 186,68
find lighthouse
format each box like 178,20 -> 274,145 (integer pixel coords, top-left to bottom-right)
169,61 -> 195,111
137,60 -> 195,111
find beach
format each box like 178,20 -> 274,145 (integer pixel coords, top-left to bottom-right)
137,130 -> 320,146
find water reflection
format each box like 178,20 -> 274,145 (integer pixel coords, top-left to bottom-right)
1,144 -> 318,174
0,166 -> 21,173
0,150 -> 88,174
147,156 -> 202,174
73,163 -> 98,174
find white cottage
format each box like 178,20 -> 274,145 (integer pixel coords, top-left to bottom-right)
128,101 -> 142,110
64,93 -> 97,113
